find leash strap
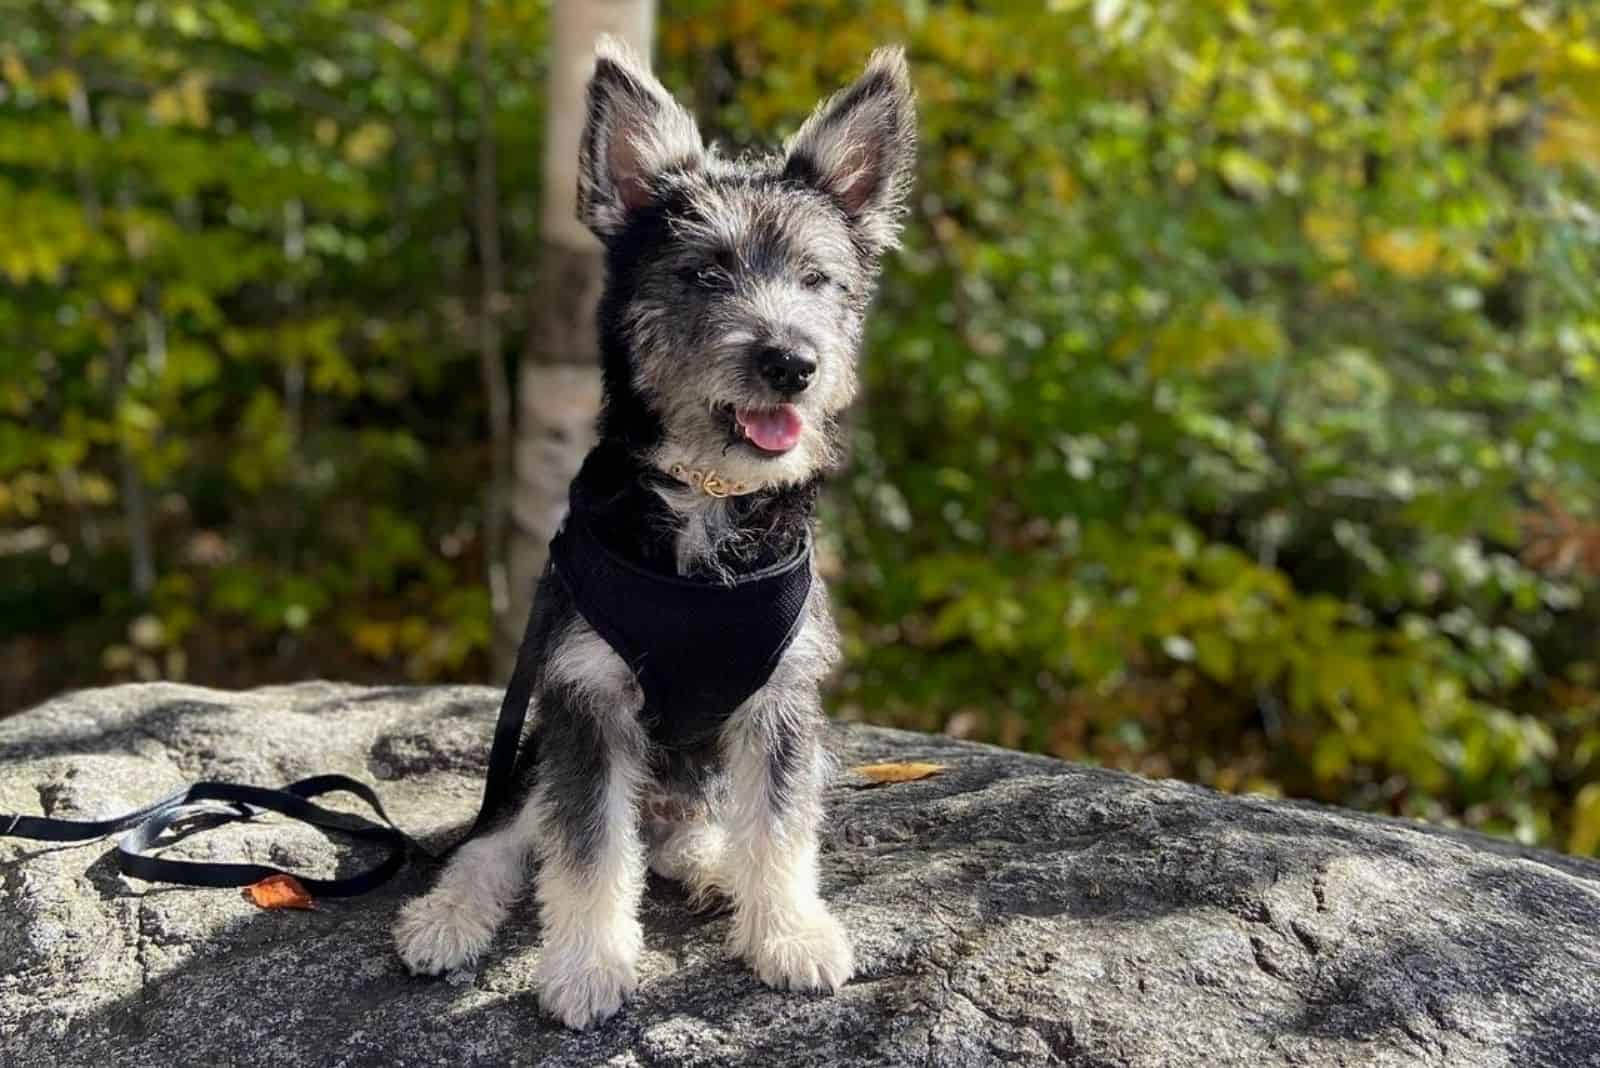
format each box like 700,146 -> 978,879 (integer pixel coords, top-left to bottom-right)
462,568 -> 546,843
0,583 -> 546,896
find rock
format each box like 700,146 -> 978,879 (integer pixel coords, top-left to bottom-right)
2,682 -> 1598,1068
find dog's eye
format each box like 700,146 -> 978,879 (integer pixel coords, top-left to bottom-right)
687,249 -> 740,289
800,269 -> 829,290
688,265 -> 728,289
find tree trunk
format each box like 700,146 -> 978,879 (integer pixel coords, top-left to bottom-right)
66,71 -> 155,599
471,0 -> 513,624
498,0 -> 656,674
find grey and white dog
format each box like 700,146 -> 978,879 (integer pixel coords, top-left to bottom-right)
393,38 -> 916,1030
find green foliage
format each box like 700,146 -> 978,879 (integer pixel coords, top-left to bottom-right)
4,1 -> 1600,853
662,0 -> 1600,849
0,0 -> 547,689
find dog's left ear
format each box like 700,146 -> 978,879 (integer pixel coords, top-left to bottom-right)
783,47 -> 918,256
579,36 -> 705,238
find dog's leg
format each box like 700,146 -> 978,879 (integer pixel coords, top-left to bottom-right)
393,813 -> 536,975
531,682 -> 650,1030
721,698 -> 854,993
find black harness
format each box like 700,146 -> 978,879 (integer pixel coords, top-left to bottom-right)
550,495 -> 812,750
0,489 -> 812,896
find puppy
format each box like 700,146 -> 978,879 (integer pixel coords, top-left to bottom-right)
394,37 -> 916,1030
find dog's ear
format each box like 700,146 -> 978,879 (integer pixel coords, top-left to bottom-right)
783,47 -> 918,256
579,36 -> 704,237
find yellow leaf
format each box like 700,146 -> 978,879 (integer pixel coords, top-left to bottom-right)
1,48 -> 31,90
150,74 -> 210,127
1536,114 -> 1600,167
179,72 -> 210,127
1217,148 -> 1274,199
242,873 -> 317,911
420,6 -> 469,70
102,279 -> 137,315
852,761 -> 947,785
344,122 -> 394,166
1302,210 -> 1355,260
1047,165 -> 1078,203
1569,40 -> 1600,70
1569,783 -> 1600,856
41,67 -> 81,102
1364,229 -> 1441,278
352,620 -> 399,659
149,88 -> 184,125
1442,102 -> 1491,141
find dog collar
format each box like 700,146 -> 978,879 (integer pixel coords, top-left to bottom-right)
666,463 -> 760,498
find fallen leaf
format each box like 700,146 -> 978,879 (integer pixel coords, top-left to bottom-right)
851,761 -> 947,785
242,873 -> 317,911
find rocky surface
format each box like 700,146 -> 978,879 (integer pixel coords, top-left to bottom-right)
2,682 -> 1598,1067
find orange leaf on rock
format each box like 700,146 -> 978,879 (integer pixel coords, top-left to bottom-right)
851,762 -> 947,785
242,873 -> 317,911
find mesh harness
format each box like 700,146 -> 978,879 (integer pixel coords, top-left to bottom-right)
548,494 -> 814,750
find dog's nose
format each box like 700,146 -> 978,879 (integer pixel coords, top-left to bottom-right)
755,345 -> 816,395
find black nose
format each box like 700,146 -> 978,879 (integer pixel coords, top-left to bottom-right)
755,345 -> 816,395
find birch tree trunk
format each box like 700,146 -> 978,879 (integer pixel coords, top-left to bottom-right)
498,0 -> 656,672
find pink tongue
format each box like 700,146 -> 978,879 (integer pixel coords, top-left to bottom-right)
736,404 -> 804,452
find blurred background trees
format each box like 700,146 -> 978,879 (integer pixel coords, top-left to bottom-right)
3,0 -> 1599,854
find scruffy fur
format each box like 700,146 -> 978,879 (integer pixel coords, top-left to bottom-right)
393,38 -> 916,1030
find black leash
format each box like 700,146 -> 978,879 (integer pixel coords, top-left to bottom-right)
0,586 -> 546,898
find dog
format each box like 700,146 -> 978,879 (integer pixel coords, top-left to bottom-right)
393,37 -> 916,1031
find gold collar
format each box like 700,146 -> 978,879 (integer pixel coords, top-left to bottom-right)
667,464 -> 759,498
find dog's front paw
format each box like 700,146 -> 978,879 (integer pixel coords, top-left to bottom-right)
536,952 -> 639,1030
393,892 -> 497,976
739,904 -> 854,993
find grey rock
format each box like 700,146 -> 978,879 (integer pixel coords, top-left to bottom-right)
2,681 -> 1598,1067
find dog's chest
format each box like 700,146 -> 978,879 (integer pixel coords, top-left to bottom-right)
549,509 -> 813,750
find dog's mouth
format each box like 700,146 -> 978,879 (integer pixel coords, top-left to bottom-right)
723,403 -> 804,455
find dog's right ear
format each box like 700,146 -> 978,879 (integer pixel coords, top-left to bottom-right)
783,47 -> 917,257
578,36 -> 704,238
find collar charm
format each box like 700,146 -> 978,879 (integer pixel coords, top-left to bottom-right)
668,464 -> 756,498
